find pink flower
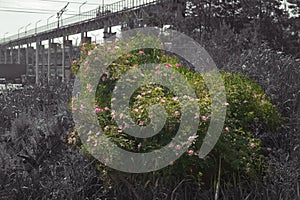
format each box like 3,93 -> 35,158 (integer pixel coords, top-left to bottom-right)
137,143 -> 142,149
87,130 -> 92,135
93,141 -> 98,147
250,143 -> 255,148
72,60 -> 77,64
201,116 -> 207,121
225,127 -> 230,132
148,114 -> 153,119
224,102 -> 229,106
119,113 -> 124,119
139,50 -> 145,55
155,70 -> 161,75
88,51 -> 92,56
188,150 -> 194,156
173,97 -> 178,101
175,63 -> 180,67
165,63 -> 172,68
188,136 -> 196,142
133,108 -> 139,112
86,137 -> 91,142
104,107 -> 110,111
147,90 -> 152,94
118,129 -> 123,133
136,95 -> 142,99
96,132 -> 100,136
161,99 -> 165,103
243,100 -> 248,103
253,93 -> 258,98
206,73 -> 212,77
174,111 -> 180,116
71,106 -> 77,111
155,65 -> 160,69
95,107 -> 103,113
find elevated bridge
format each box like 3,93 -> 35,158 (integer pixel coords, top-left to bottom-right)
0,0 -> 185,84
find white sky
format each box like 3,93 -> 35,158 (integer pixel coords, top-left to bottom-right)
0,0 -> 120,43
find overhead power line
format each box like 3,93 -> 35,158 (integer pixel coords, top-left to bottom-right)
0,6 -> 77,13
0,8 -> 77,15
40,0 -> 102,6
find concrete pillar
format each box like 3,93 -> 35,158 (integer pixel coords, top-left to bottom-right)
69,43 -> 73,63
26,44 -> 29,75
48,39 -> 51,83
35,40 -> 40,85
41,45 -> 45,79
54,44 -> 57,79
81,32 -> 85,43
80,32 -> 85,60
18,45 -> 21,64
32,46 -> 35,69
62,36 -> 65,82
10,47 -> 13,64
0,49 -> 2,64
4,49 -> 7,64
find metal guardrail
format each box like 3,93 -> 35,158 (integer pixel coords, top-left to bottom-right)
0,0 -> 161,45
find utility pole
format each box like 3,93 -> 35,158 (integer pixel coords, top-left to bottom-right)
57,2 -> 69,29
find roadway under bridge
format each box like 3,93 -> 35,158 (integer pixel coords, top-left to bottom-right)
0,0 -> 185,84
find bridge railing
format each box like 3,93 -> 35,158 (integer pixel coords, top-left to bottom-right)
0,0 -> 162,45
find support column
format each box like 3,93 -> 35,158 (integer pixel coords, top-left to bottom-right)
48,39 -> 51,83
54,44 -> 57,79
62,36 -> 65,82
26,44 -> 29,75
10,46 -> 13,64
0,49 -> 2,64
18,45 -> 21,64
4,49 -> 7,64
80,32 -> 85,60
35,40 -> 40,85
80,32 -> 85,43
41,44 -> 45,79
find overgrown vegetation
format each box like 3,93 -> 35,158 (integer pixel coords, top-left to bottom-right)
70,39 -> 280,191
1,1 -> 300,198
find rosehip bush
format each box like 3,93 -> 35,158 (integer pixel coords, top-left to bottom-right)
71,38 -> 280,188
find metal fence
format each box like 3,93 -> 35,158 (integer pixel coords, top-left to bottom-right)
0,0 -> 161,45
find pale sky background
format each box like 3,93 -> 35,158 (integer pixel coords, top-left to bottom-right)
0,0 -> 120,44
0,0 -> 297,45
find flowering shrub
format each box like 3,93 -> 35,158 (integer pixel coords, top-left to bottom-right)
70,39 -> 280,187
